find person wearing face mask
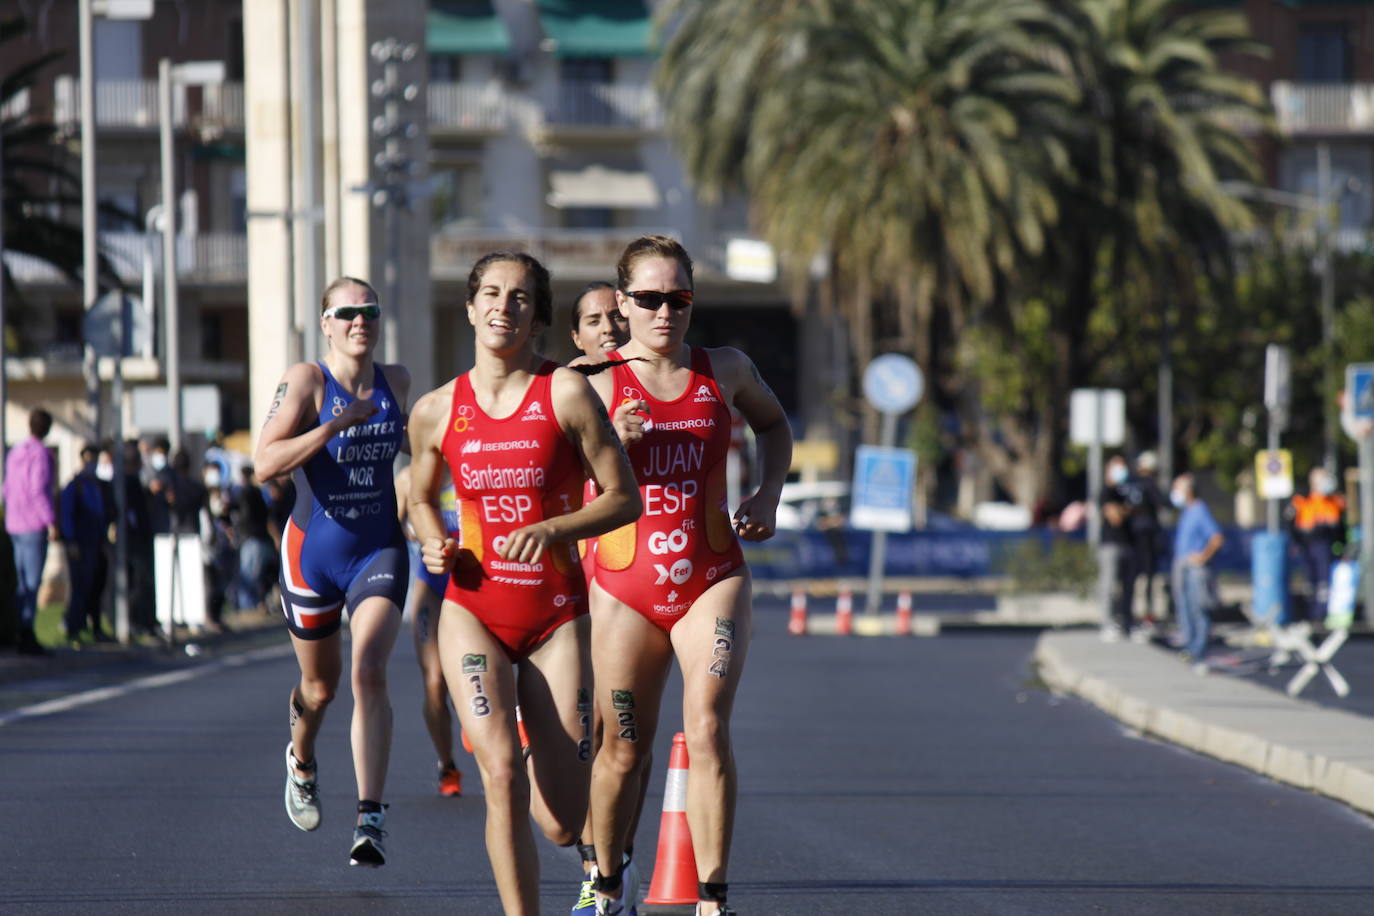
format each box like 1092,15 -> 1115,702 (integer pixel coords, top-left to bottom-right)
1129,452 -> 1167,627
1289,467 -> 1346,622
144,438 -> 176,535
59,444 -> 113,643
201,467 -> 236,631
1098,455 -> 1137,642
1170,473 -> 1224,669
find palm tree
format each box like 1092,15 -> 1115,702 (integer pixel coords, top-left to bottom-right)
2,15 -> 124,349
657,0 -> 1076,459
1006,0 -> 1271,501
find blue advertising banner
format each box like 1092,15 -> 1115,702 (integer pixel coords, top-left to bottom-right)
741,527 -> 1262,581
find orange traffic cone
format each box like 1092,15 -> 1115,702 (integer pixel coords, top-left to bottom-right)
895,590 -> 913,636
787,589 -> 808,635
644,732 -> 698,905
835,587 -> 853,636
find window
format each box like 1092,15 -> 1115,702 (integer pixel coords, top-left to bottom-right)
430,54 -> 462,82
1298,24 -> 1349,83
431,164 -> 482,230
55,310 -> 82,346
560,57 -> 613,84
98,187 -> 139,232
560,207 -> 613,229
94,19 -> 142,80
227,19 -> 244,81
201,312 -> 223,361
230,168 -> 247,233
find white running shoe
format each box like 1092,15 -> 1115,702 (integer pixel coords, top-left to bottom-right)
349,810 -> 387,867
283,743 -> 321,832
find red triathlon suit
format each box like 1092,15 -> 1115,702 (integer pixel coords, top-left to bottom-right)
590,348 -> 745,632
440,362 -> 588,660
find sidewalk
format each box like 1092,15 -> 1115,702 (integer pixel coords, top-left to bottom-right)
1036,629 -> 1374,818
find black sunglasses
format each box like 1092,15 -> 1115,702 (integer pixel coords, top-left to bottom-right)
625,289 -> 694,311
323,303 -> 382,321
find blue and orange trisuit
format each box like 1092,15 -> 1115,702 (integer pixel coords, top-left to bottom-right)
279,361 -> 409,639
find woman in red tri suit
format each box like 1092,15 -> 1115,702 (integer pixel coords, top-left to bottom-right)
583,236 -> 792,916
407,252 -> 641,916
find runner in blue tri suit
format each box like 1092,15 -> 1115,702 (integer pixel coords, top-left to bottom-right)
254,276 -> 412,869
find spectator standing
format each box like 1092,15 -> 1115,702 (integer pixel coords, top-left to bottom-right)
59,444 -> 113,642
145,438 -> 175,534
263,475 -> 295,550
1289,466 -> 1345,622
1129,451 -> 1168,628
1098,455 -> 1137,641
5,408 -> 57,654
201,469 -> 235,630
117,441 -> 156,634
1171,473 -> 1224,670
168,451 -> 207,535
231,465 -> 274,614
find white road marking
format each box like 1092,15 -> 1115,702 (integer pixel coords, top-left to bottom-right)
0,643 -> 295,728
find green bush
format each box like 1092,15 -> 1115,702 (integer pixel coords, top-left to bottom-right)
995,536 -> 1097,598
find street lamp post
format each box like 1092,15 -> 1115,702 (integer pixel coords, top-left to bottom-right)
157,58 -> 225,455
365,39 -> 420,363
79,0 -> 154,440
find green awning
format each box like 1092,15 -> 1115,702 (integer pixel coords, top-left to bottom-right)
536,0 -> 652,58
428,0 -> 511,56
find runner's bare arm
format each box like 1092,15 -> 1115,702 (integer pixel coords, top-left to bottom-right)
714,347 -> 792,542
407,386 -> 458,573
254,362 -> 374,480
498,369 -> 642,565
382,363 -> 413,456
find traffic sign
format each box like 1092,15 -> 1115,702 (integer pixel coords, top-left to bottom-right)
1255,448 -> 1294,500
1347,363 -> 1374,421
862,354 -> 923,415
83,291 -> 151,358
850,445 -> 916,532
1069,389 -> 1125,446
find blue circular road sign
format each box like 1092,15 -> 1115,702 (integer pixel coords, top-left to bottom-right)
862,354 -> 923,414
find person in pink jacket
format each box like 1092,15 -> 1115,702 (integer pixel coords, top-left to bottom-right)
5,408 -> 56,655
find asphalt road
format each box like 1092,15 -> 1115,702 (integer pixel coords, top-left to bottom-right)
3,596 -> 1374,914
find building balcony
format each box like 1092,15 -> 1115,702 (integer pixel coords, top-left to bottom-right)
539,81 -> 662,137
53,76 -> 244,138
432,227 -> 676,281
7,232 -> 247,286
1272,82 -> 1374,136
428,82 -> 514,134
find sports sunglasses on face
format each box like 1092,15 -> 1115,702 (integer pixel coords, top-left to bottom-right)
323,303 -> 382,321
624,289 -> 694,311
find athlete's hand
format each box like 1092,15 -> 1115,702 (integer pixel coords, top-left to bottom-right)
612,399 -> 649,446
733,495 -> 777,542
333,399 -> 379,430
422,535 -> 459,574
501,522 -> 554,565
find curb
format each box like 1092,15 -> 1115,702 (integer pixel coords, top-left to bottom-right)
0,612 -> 283,689
1035,631 -> 1374,817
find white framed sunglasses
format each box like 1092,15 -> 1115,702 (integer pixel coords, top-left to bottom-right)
323,303 -> 381,321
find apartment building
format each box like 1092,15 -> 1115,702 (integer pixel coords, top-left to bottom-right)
4,0 -> 798,468
1228,0 -> 1374,238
